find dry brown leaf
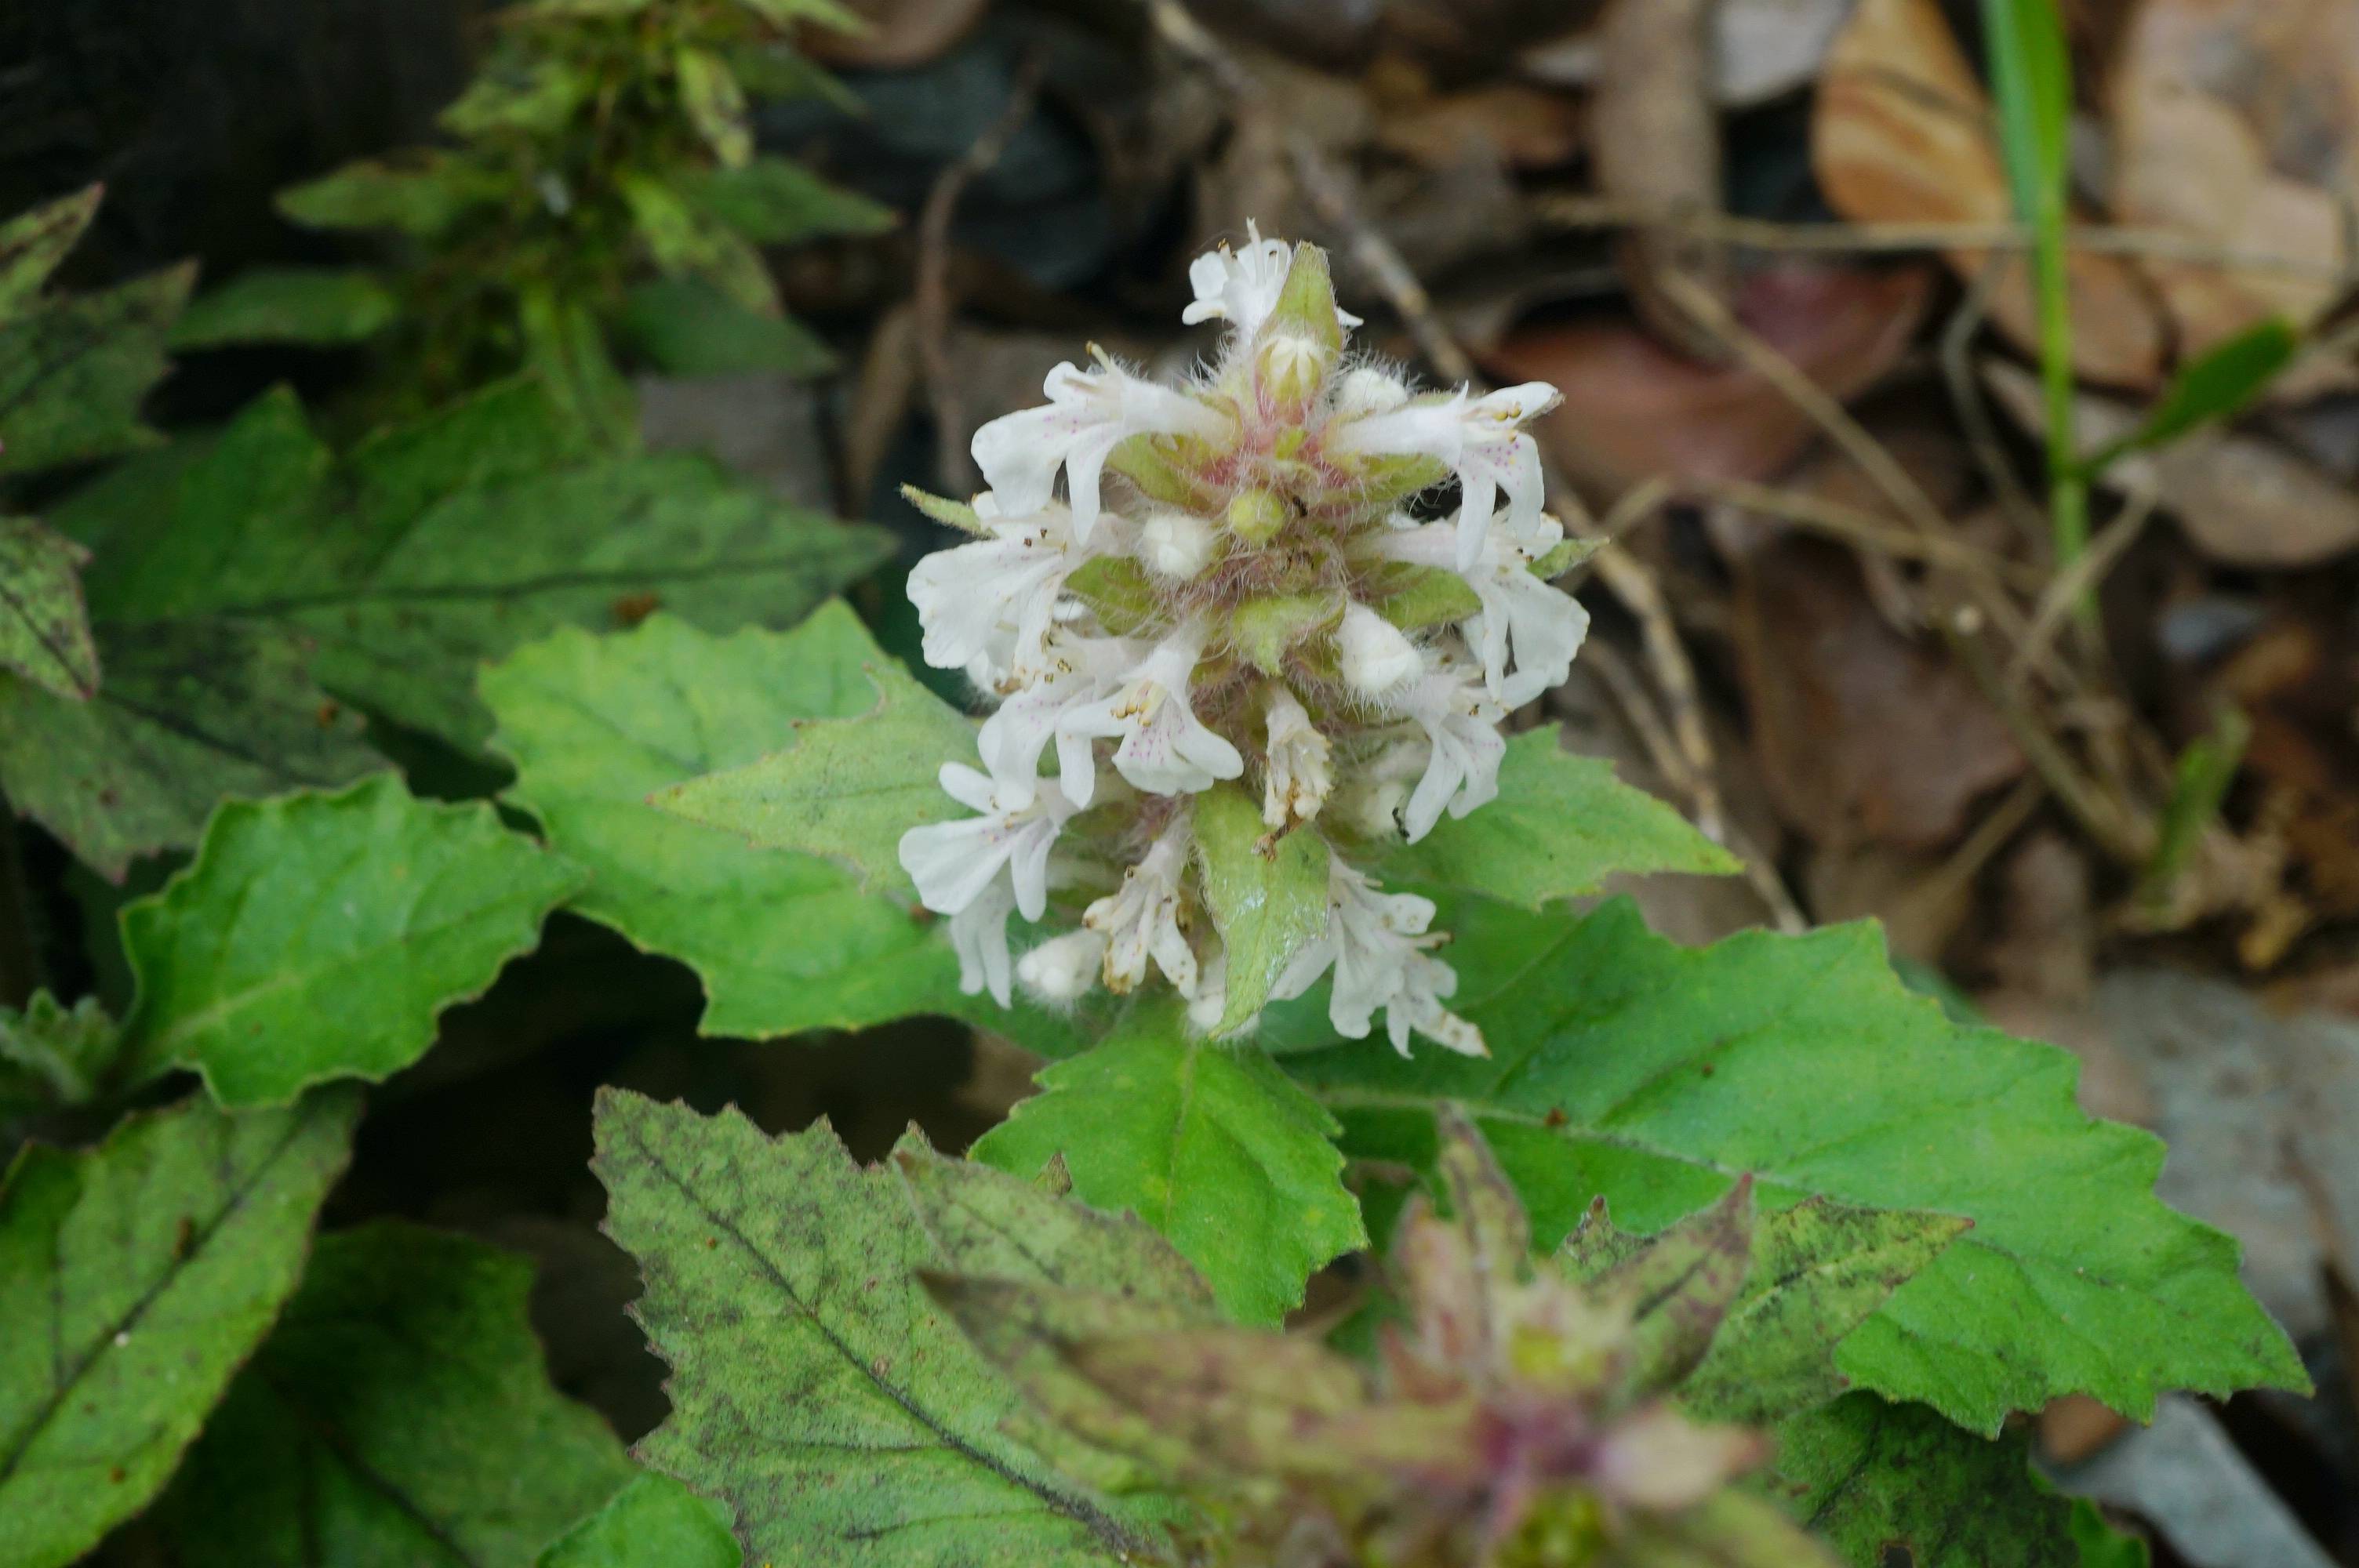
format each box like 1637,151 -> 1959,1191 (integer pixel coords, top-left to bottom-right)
2110,0 -> 2359,394
1730,537 -> 2026,851
1983,358 -> 2359,566
1485,264 -> 1936,494
1813,0 -> 2168,388
1370,83 -> 1587,171
803,0 -> 990,69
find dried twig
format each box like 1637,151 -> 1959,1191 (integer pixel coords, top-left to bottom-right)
1583,642 -> 1806,935
1656,271 -> 2159,863
914,56 -> 1046,493
1689,476 -> 2048,592
1534,194 -> 2354,282
1940,255 -> 2046,546
2007,478 -> 2160,691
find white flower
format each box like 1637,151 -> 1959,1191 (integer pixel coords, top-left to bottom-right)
1273,862 -> 1485,1057
976,635 -> 1131,806
1262,688 -> 1333,829
948,880 -> 1017,1007
1337,601 -> 1422,697
1183,221 -> 1362,341
1057,624 -> 1243,802
897,763 -> 1077,923
1140,510 -> 1220,580
970,355 -> 1230,546
1082,818 -> 1198,994
1017,927 -> 1108,1004
907,495 -> 1092,685
1372,512 -> 1590,706
1394,658 -> 1507,843
1326,383 -> 1561,570
1183,223 -> 1296,339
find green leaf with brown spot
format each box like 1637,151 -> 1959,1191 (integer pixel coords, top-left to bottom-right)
0,1090 -> 359,1568
591,1091 -> 1194,1566
161,1222 -> 636,1567
0,517 -> 100,700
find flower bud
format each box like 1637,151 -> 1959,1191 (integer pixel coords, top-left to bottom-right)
1016,928 -> 1110,1004
1225,487 -> 1290,547
1333,366 -> 1410,420
1140,510 -> 1219,580
1257,331 -> 1334,409
1338,602 -> 1421,697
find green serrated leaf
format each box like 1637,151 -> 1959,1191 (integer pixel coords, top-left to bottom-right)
485,609 -> 974,1036
0,990 -> 118,1109
118,773 -> 587,1105
1386,726 -> 1736,909
1568,1180 -> 1757,1399
620,174 -> 778,317
1771,1395 -> 2082,1568
895,1140 -> 1214,1311
619,278 -> 835,377
0,1090 -> 359,1568
687,158 -> 896,245
1194,784 -> 1329,1031
160,1222 -> 634,1568
973,1005 -> 1365,1323
540,1473 -> 742,1568
170,267 -> 399,350
591,1091 -> 1187,1566
0,263 -> 191,478
0,517 -> 100,700
648,626 -> 977,902
0,617 -> 379,881
1566,1193 -> 1972,1425
52,380 -> 894,758
441,58 -> 593,138
0,186 -> 102,317
1288,897 -> 2306,1433
278,154 -> 501,238
674,47 -> 753,167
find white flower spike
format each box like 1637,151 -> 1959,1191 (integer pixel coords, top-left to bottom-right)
902,227 -> 1579,1055
970,354 -> 1230,546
